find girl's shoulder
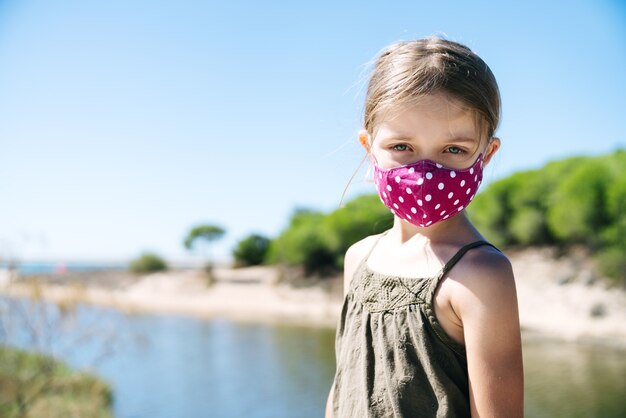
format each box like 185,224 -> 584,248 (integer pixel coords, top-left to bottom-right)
434,243 -> 518,347
448,243 -> 513,287
342,233 -> 385,294
345,233 -> 384,260
443,243 -> 517,322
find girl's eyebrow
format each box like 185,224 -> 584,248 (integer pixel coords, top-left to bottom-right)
445,136 -> 479,143
377,134 -> 413,142
378,134 -> 479,142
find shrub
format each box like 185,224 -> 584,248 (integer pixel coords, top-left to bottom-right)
267,197 -> 393,276
594,246 -> 626,286
509,206 -> 548,246
323,194 -> 393,266
233,234 -> 271,267
0,345 -> 114,418
129,252 -> 168,274
546,160 -> 611,244
467,178 -> 515,247
266,209 -> 335,275
605,169 -> 626,229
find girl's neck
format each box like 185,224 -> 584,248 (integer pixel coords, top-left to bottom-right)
389,212 -> 482,246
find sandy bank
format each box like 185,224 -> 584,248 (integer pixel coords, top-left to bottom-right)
0,266 -> 344,328
1,247 -> 625,346
509,246 -> 626,347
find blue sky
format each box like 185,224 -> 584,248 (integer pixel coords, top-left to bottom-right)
1,0 -> 624,263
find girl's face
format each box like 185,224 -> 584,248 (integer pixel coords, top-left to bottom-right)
368,93 -> 499,170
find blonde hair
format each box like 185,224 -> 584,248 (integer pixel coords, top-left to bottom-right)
364,36 -> 501,142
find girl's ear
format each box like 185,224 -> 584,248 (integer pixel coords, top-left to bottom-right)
358,129 -> 370,152
483,137 -> 501,165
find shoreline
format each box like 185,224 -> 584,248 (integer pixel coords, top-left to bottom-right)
1,247 -> 625,347
0,267 -> 344,328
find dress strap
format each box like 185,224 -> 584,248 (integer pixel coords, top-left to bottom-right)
354,230 -> 390,273
437,240 -> 500,279
424,240 -> 501,309
363,230 -> 389,261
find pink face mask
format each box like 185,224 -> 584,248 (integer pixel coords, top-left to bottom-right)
372,154 -> 484,227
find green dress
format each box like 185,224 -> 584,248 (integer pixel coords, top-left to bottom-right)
332,232 -> 498,418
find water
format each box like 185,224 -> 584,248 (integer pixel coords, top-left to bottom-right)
0,261 -> 128,276
523,334 -> 626,417
1,296 -> 624,418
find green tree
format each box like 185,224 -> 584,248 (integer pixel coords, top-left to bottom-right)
601,168 -> 626,244
267,197 -> 393,276
233,233 -> 270,267
467,178 -> 516,247
266,209 -> 334,275
595,166 -> 626,283
546,160 -> 611,244
323,194 -> 393,267
509,206 -> 547,246
183,224 -> 226,280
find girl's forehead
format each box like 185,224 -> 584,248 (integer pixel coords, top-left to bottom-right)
373,96 -> 478,139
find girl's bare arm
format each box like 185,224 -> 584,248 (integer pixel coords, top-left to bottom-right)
452,251 -> 524,417
325,382 -> 335,418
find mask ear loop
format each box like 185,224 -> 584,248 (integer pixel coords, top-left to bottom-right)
339,153 -> 368,208
339,131 -> 374,208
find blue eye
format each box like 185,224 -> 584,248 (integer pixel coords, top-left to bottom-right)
392,144 -> 410,152
447,146 -> 463,154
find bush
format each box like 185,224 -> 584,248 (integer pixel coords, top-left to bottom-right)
233,234 -> 271,267
267,197 -> 393,276
0,345 -> 114,418
509,206 -> 548,246
266,209 -> 335,275
594,246 -> 626,286
546,159 -> 611,244
467,178 -> 515,247
605,168 -> 626,228
323,194 -> 393,266
129,252 -> 168,274
595,167 -> 626,286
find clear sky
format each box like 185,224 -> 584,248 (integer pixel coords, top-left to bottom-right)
1,0 -> 624,264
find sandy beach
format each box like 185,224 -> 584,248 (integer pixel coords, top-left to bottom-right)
1,247 -> 625,347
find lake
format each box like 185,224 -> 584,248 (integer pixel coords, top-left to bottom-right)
1,295 -> 624,418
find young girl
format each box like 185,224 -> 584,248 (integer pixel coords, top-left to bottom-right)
326,37 -> 523,417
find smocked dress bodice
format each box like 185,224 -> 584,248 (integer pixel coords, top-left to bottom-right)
332,234 -> 498,418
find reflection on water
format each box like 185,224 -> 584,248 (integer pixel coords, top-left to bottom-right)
0,296 -> 624,418
523,334 -> 626,418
